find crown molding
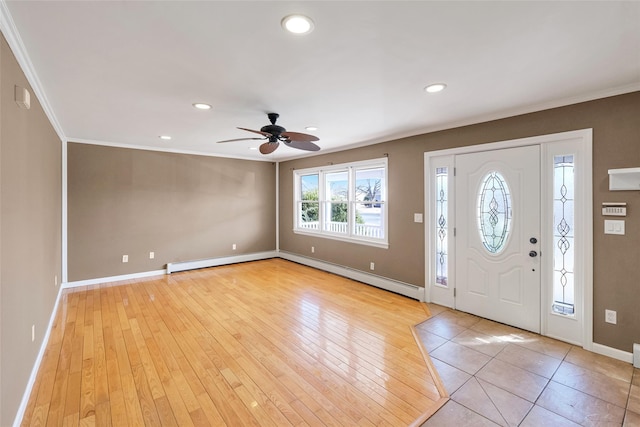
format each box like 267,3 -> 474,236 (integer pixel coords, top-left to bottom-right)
341,83 -> 640,153
68,138 -> 275,162
0,0 -> 66,142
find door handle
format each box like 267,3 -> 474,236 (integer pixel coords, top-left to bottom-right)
529,251 -> 538,257
529,237 -> 538,244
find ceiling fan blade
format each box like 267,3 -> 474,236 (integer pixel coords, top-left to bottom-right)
285,140 -> 321,152
259,142 -> 279,154
238,127 -> 272,137
280,131 -> 319,142
216,137 -> 265,143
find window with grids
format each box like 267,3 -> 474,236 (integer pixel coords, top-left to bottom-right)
294,159 -> 388,247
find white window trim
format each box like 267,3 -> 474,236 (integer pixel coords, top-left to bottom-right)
293,158 -> 389,249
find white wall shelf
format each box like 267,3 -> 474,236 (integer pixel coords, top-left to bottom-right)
609,167 -> 640,191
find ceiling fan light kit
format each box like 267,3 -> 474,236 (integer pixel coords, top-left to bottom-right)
217,112 -> 320,155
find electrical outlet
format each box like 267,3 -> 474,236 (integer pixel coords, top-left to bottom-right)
54,275 -> 58,287
370,262 -> 375,271
122,255 -> 128,263
31,325 -> 35,342
149,251 -> 155,259
605,309 -> 617,324
232,244 -> 237,250
311,246 -> 315,253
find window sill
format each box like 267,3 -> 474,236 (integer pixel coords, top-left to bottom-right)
293,229 -> 389,249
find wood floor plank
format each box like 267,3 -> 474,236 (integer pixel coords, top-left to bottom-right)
131,363 -> 161,426
21,259 -> 444,426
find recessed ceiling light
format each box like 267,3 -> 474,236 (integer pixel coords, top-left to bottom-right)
159,135 -> 172,140
281,14 -> 314,34
424,83 -> 447,93
193,103 -> 212,110
249,147 -> 258,151
305,126 -> 318,131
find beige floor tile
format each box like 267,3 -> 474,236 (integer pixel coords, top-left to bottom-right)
477,378 -> 533,426
624,410 -> 640,427
419,311 -> 636,426
470,319 -> 528,340
425,303 -> 448,317
430,358 -> 472,395
436,309 -> 482,328
628,384 -> 640,414
415,326 -> 448,352
421,400 -> 499,427
537,380 -> 625,425
520,405 -> 580,427
451,378 -> 506,425
513,334 -> 572,360
495,343 -> 562,378
476,358 -> 548,402
430,341 -> 492,375
565,346 -> 633,383
419,316 -> 469,340
452,328 -> 509,357
552,361 -> 630,407
633,368 -> 640,387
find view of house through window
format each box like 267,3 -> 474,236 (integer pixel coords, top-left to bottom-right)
295,159 -> 388,247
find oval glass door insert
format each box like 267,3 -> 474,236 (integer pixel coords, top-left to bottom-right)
477,171 -> 512,254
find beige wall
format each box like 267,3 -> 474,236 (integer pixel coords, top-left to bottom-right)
0,36 -> 62,425
67,143 -> 276,281
280,91 -> 640,353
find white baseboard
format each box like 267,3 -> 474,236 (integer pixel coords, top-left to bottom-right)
63,251 -> 279,287
13,284 -> 64,427
167,251 -> 278,273
63,269 -> 167,288
278,251 -> 423,301
591,342 -> 634,364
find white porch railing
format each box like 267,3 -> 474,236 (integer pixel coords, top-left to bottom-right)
298,221 -> 383,239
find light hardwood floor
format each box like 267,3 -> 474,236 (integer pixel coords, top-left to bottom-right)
22,259 -> 446,426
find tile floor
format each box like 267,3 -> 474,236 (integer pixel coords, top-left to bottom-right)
417,304 -> 640,426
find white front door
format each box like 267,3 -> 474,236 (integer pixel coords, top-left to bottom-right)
455,145 -> 541,333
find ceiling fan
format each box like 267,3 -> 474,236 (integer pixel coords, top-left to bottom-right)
217,113 -> 320,154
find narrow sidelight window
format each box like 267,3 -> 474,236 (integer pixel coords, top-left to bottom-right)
435,167 -> 448,286
552,155 -> 575,315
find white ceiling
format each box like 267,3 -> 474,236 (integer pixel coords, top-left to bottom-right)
3,1 -> 640,161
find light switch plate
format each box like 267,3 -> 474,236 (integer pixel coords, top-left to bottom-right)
414,213 -> 423,223
604,219 -> 625,235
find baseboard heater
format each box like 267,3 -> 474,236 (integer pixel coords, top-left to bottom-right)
278,251 -> 423,301
166,251 -> 278,274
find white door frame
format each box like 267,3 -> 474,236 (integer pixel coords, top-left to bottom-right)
424,129 -> 593,349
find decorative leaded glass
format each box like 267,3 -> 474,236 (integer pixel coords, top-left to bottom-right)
477,171 -> 512,254
552,155 -> 575,315
435,167 -> 448,286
